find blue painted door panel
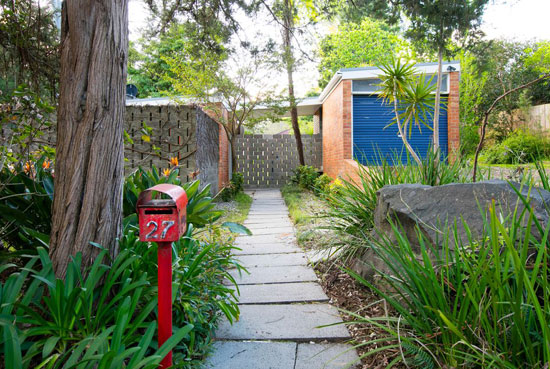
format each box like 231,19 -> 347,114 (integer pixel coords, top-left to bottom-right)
352,95 -> 448,164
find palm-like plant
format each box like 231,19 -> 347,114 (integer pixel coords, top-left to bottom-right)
378,58 -> 437,167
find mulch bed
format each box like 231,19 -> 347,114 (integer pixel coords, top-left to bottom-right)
315,261 -> 407,369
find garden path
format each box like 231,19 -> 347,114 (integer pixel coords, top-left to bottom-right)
205,189 -> 359,369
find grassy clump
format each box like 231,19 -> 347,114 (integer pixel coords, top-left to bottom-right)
348,184 -> 550,368
219,192 -> 252,224
321,150 -> 471,259
281,185 -> 311,225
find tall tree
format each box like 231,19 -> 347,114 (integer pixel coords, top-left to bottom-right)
49,0 -> 128,278
399,0 -> 489,155
168,50 -> 272,174
280,0 -> 304,165
318,18 -> 414,88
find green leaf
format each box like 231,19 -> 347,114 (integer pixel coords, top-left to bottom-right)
222,222 -> 252,235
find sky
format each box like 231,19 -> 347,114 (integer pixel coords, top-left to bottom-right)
128,0 -> 550,97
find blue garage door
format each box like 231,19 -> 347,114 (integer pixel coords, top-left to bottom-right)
353,95 -> 448,164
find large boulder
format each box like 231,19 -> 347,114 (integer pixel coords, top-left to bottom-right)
353,180 -> 550,281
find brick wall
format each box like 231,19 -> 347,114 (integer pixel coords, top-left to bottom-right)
218,123 -> 229,188
322,79 -> 352,178
448,71 -> 460,160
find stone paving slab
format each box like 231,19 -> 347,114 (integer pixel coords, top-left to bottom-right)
295,343 -> 360,369
205,341 -> 297,369
237,234 -> 296,245
215,304 -> 351,340
236,252 -> 307,267
233,243 -> 302,255
247,226 -> 295,235
237,282 -> 329,304
244,219 -> 293,227
245,223 -> 294,231
227,265 -> 318,285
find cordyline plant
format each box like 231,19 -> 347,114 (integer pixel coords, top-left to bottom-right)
378,58 -> 437,167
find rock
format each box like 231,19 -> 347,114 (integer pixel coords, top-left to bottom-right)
353,180 -> 550,281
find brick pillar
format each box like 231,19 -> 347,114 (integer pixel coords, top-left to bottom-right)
448,71 -> 460,160
313,109 -> 322,134
342,80 -> 353,160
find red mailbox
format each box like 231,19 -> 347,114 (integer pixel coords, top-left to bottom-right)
137,184 -> 188,242
137,184 -> 188,369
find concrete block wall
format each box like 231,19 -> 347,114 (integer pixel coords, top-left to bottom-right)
40,104 -> 225,191
235,134 -> 322,188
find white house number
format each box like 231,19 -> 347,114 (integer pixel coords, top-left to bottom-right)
145,220 -> 175,239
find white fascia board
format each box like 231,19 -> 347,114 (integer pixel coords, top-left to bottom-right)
341,61 -> 461,80
319,72 -> 343,102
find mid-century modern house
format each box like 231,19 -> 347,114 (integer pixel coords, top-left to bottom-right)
290,61 -> 461,181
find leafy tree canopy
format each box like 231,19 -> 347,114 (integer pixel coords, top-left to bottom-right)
128,23 -> 229,98
317,18 -> 414,88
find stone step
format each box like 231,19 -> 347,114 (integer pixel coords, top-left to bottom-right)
237,282 -> 328,304
233,243 -> 302,255
236,234 -> 296,245
205,341 -> 296,369
215,304 -> 351,341
248,226 -> 295,236
236,252 -> 308,267
205,341 -> 360,369
227,265 -> 318,285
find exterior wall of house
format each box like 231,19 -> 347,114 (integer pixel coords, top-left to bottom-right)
218,121 -> 230,189
322,80 -> 352,178
448,71 -> 460,160
323,72 -> 461,180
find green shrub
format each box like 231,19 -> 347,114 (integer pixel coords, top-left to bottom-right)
0,246 -> 193,369
219,172 -> 244,202
119,223 -> 244,364
0,157 -> 53,256
322,150 -> 471,259
348,185 -> 550,368
291,165 -> 320,190
313,173 -> 332,195
484,129 -> 550,164
123,166 -> 223,228
460,123 -> 480,157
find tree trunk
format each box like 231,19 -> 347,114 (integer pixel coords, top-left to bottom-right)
50,0 -> 128,278
433,48 -> 443,155
229,136 -> 238,174
282,0 -> 305,166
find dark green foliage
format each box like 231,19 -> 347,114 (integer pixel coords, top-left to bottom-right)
0,246 -> 193,368
119,224 -> 244,364
483,129 -> 550,164
348,188 -> 550,367
291,165 -> 320,191
0,158 -> 53,255
0,1 -> 59,98
460,121 -> 480,157
219,172 -> 244,202
123,166 -> 222,228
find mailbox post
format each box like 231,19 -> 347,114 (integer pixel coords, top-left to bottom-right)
137,184 -> 188,368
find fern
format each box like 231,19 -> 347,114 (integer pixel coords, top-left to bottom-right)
402,342 -> 435,369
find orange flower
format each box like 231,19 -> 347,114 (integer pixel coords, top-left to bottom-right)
42,160 -> 51,170
162,168 -> 171,177
169,156 -> 179,167
24,161 -> 32,174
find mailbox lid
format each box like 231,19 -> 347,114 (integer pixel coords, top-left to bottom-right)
136,184 -> 188,214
